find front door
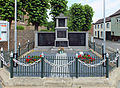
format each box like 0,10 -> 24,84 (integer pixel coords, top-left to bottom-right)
98,31 -> 99,39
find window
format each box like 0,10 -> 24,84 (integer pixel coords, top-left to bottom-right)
98,25 -> 99,29
106,23 -> 109,28
95,25 -> 96,29
101,24 -> 103,29
117,18 -> 120,23
112,32 -> 114,35
101,31 -> 103,37
95,31 -> 97,36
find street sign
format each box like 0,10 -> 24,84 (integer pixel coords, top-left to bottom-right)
0,21 -> 9,42
0,21 -> 10,51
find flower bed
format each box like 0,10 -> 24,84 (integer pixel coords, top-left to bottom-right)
78,54 -> 95,64
25,55 -> 42,63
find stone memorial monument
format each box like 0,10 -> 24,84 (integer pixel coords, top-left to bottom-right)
55,13 -> 69,47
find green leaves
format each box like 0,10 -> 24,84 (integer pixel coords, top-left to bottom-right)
68,3 -> 94,31
50,0 -> 68,18
25,0 -> 49,30
0,0 -> 27,29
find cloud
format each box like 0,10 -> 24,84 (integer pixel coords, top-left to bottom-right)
82,0 -> 120,23
47,0 -> 120,22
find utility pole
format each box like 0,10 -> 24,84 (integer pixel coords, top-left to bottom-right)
103,0 -> 106,65
14,0 -> 17,58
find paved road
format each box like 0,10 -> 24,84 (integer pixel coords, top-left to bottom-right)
95,39 -> 120,87
94,39 -> 120,52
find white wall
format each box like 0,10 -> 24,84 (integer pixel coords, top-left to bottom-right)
93,22 -> 111,39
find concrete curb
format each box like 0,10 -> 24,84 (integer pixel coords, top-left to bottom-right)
0,67 -> 115,88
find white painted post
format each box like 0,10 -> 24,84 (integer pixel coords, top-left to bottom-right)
14,0 -> 17,59
103,0 -> 106,66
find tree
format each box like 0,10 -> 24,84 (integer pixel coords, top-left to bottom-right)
68,3 -> 94,31
46,21 -> 55,31
83,5 -> 94,31
50,0 -> 68,20
25,0 -> 49,31
0,0 -> 26,30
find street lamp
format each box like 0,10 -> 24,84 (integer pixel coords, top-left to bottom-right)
103,0 -> 106,65
14,0 -> 17,58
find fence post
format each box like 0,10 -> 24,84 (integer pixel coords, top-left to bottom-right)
18,42 -> 21,56
116,48 -> 119,67
10,52 -> 14,78
102,43 -> 104,58
41,52 -> 44,78
27,40 -> 30,51
75,53 -> 78,78
94,40 -> 95,51
106,53 -> 109,78
0,48 -> 4,68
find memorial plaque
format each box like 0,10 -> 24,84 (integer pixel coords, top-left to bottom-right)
56,41 -> 68,47
57,30 -> 66,38
58,19 -> 65,27
68,33 -> 86,46
38,33 -> 55,46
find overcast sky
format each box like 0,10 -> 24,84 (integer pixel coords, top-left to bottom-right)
47,0 -> 120,23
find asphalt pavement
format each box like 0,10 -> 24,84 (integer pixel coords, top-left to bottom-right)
94,39 -> 120,52
94,39 -> 120,88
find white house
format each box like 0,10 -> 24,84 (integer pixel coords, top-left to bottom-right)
93,17 -> 111,40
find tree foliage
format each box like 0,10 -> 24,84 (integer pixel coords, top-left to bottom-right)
25,0 -> 49,31
46,21 -> 55,30
0,0 -> 26,29
68,3 -> 94,31
50,0 -> 68,20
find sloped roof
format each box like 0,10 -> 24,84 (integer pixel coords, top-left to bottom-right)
94,17 -> 111,24
110,9 -> 120,17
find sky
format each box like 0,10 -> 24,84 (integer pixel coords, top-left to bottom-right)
47,0 -> 120,23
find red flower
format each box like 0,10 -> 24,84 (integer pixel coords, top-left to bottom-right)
78,55 -> 82,58
34,59 -> 36,61
28,56 -> 30,58
26,59 -> 30,62
90,57 -> 92,59
88,55 -> 90,57
93,58 -> 95,60
84,57 -> 86,59
40,55 -> 42,57
82,57 -> 84,59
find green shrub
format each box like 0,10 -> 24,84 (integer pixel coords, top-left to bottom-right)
17,25 -> 24,30
46,21 -> 55,31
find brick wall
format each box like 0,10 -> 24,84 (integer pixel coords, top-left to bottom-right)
0,29 -> 35,51
0,14 -> 47,51
88,24 -> 94,36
